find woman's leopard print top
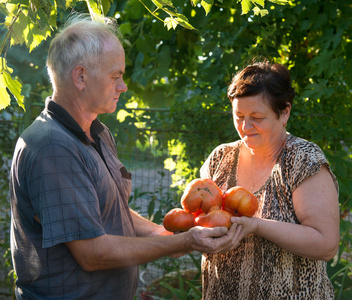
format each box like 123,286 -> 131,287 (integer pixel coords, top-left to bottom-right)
200,134 -> 338,300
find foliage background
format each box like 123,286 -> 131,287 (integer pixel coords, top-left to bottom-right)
1,0 -> 352,298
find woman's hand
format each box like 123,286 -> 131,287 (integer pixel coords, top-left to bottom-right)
230,216 -> 259,241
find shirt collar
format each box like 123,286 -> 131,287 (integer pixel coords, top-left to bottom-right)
45,97 -> 105,144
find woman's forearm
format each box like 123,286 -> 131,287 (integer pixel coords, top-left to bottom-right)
255,218 -> 339,261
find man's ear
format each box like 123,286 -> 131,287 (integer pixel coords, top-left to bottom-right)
72,65 -> 86,91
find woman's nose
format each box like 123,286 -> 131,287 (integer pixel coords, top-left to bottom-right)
242,118 -> 252,130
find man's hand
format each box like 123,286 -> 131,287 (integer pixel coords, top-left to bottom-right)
184,223 -> 242,254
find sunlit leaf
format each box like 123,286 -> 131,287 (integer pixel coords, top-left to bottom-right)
151,0 -> 169,9
5,7 -> 53,51
152,0 -> 173,8
4,2 -> 18,15
164,17 -> 177,30
191,0 -> 202,6
253,0 -> 265,7
164,158 -> 176,171
269,0 -> 289,5
0,74 -> 11,110
175,14 -> 196,30
201,0 -> 213,16
26,23 -> 52,52
253,7 -> 268,16
241,0 -> 252,14
86,0 -> 103,19
55,0 -> 68,9
0,59 -> 25,111
5,10 -> 27,45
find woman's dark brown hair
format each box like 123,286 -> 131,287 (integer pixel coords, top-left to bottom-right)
227,61 -> 295,118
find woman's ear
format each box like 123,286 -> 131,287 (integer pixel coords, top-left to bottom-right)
72,65 -> 86,91
282,102 -> 291,126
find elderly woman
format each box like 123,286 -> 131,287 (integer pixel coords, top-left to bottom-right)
200,62 -> 340,299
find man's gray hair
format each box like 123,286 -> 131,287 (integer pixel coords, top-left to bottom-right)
46,14 -> 121,90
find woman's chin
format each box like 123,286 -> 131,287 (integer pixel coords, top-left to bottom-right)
242,137 -> 260,149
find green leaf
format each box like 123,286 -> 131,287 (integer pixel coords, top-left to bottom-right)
136,36 -> 154,53
151,0 -> 169,9
241,0 -> 252,14
5,7 -> 53,51
28,23 -> 53,52
326,57 -> 343,77
101,0 -> 112,15
184,279 -> 202,296
0,59 -> 25,110
191,0 -> 202,5
175,15 -> 196,30
253,0 -> 265,7
148,199 -> 155,218
159,45 -> 171,68
307,50 -> 331,77
36,7 -> 50,31
86,0 -> 104,19
253,7 -> 268,16
164,17 -> 178,30
0,75 -> 12,110
118,22 -> 132,35
56,0 -> 70,9
269,0 -> 289,4
5,9 -> 27,46
201,0 -> 213,16
0,3 -> 8,16
307,50 -> 342,79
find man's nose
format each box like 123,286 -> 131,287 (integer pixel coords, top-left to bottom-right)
117,80 -> 128,93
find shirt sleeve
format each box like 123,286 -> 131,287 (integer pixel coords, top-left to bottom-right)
285,140 -> 338,194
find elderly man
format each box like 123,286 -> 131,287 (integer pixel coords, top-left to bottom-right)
10,15 -> 242,299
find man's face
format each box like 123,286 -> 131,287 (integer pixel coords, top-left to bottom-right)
84,38 -> 127,115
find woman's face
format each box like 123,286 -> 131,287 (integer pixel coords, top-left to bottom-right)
232,94 -> 290,151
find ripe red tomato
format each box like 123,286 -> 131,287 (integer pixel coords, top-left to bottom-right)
163,208 -> 195,232
192,209 -> 203,217
195,206 -> 233,229
181,178 -> 223,214
223,186 -> 258,217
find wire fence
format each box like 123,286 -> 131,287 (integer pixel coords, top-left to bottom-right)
1,106 -> 352,299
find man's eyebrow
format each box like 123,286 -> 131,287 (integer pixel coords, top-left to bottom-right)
111,70 -> 125,75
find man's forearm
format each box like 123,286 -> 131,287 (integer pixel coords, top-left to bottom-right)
66,233 -> 187,271
130,209 -> 172,237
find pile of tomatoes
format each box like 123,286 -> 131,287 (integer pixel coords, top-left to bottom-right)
163,178 -> 258,232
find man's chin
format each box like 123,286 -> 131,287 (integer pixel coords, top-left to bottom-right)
107,102 -> 118,114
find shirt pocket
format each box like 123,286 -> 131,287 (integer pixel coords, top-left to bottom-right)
117,166 -> 132,203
